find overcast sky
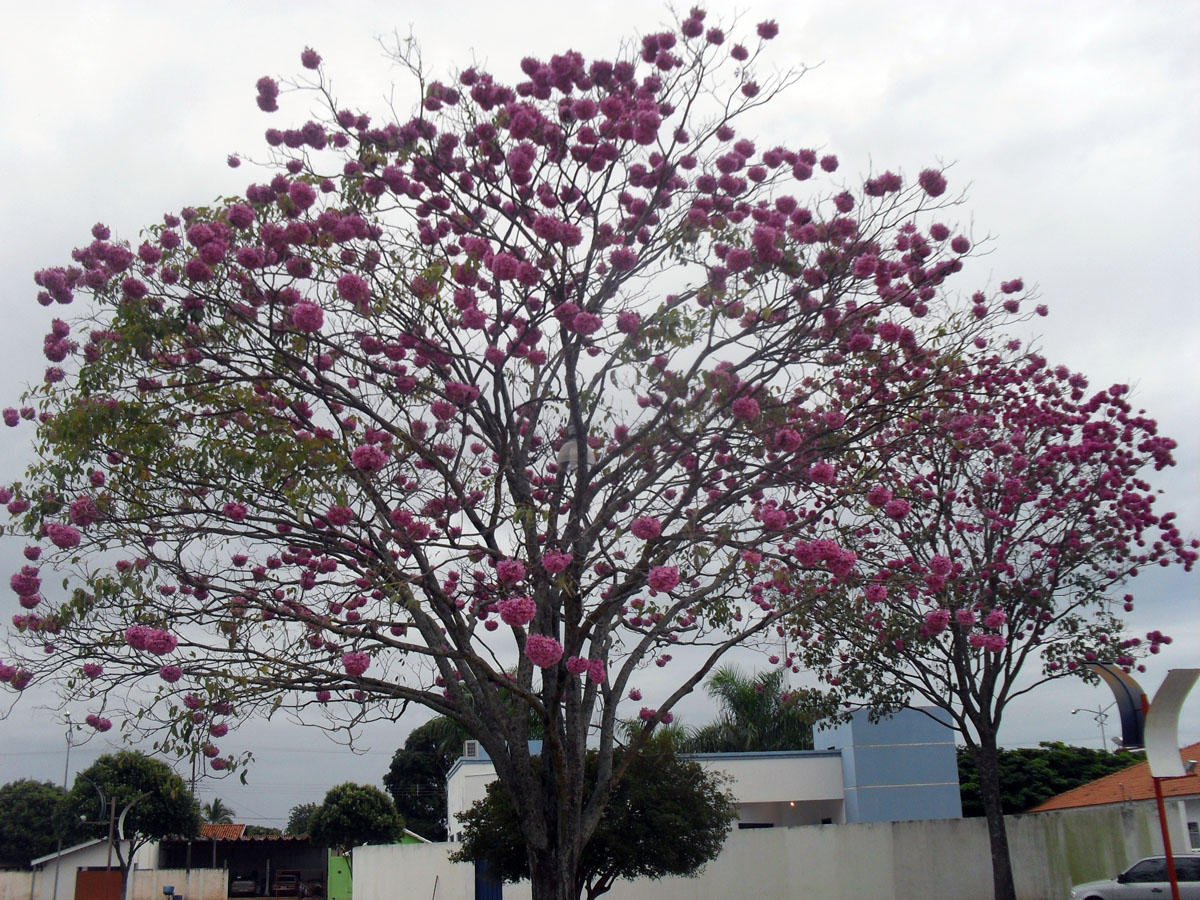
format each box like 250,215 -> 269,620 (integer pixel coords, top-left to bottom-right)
0,0 -> 1197,829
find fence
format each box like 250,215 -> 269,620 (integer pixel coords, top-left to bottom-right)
354,803 -> 1165,900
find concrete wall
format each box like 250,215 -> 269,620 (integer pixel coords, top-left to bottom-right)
0,872 -> 34,900
355,803 -> 1171,900
127,869 -> 227,900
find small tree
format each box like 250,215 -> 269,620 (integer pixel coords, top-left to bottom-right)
792,354 -> 1196,900
63,752 -> 200,891
308,783 -> 404,858
0,779 -> 87,869
453,738 -> 735,900
383,716 -> 470,840
684,665 -> 819,752
285,802 -> 318,836
956,742 -> 1140,817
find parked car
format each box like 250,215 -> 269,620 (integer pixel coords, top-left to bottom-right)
272,873 -> 301,897
229,874 -> 258,897
1069,856 -> 1200,899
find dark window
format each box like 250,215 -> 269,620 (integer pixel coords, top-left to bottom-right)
736,822 -> 774,829
1174,857 -> 1200,882
1124,859 -> 1167,883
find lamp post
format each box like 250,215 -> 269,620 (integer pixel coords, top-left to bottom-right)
1070,702 -> 1116,749
50,715 -> 82,900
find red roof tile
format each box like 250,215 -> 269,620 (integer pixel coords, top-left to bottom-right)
1027,742 -> 1200,812
199,823 -> 247,840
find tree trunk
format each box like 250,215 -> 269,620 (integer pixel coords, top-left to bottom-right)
973,732 -> 1017,900
529,847 -> 577,900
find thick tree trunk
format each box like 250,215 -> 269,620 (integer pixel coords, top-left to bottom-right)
529,847 -> 577,900
973,732 -> 1017,900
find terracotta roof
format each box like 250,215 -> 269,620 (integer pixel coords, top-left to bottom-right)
1027,743 -> 1200,812
200,823 -> 247,840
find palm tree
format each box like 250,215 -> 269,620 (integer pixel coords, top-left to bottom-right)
685,666 -> 817,753
201,797 -> 235,825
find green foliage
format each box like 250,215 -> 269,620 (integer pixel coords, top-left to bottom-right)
382,716 -> 470,841
308,783 -> 404,855
285,802 -> 319,836
957,742 -> 1142,816
684,666 -> 819,753
201,797 -> 235,824
64,751 -> 200,881
452,739 -> 735,900
243,825 -> 283,836
0,779 -> 87,869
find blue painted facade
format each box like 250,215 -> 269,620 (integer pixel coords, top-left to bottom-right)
819,706 -> 962,823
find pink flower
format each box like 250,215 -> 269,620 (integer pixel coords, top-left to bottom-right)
616,312 -> 641,334
924,609 -> 950,635
647,565 -> 680,593
629,688 -> 642,701
587,659 -> 606,684
918,169 -> 947,197
541,551 -> 572,575
82,663 -> 103,679
883,499 -> 911,520
983,609 -> 1007,629
525,634 -> 563,668
498,596 -> 537,627
928,555 -> 952,576
496,558 -> 526,583
350,444 -> 388,472
69,496 -> 102,526
955,609 -> 977,627
291,301 -> 324,332
630,517 -> 661,540
337,273 -> 371,308
326,505 -> 354,526
222,502 -> 248,522
159,665 -> 183,683
10,566 -> 41,597
46,523 -> 82,549
731,396 -> 760,421
210,722 -> 229,737
301,47 -> 322,69
756,20 -> 779,39
342,651 -> 370,676
85,714 -> 112,732
566,656 -> 590,675
210,758 -> 228,771
867,485 -> 892,508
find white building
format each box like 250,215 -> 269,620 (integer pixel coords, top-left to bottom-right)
445,707 -> 962,841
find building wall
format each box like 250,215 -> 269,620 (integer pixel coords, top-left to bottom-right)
819,707 -> 963,823
127,869 -> 227,900
355,804 -> 1170,900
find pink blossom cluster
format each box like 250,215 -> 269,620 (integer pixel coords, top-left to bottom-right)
525,634 -> 563,668
124,625 -> 178,655
498,596 -> 537,626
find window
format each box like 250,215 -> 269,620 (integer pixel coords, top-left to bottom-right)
1175,857 -> 1200,883
1188,819 -> 1199,851
1124,859 -> 1167,883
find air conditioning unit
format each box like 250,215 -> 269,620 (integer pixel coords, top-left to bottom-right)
463,740 -> 480,758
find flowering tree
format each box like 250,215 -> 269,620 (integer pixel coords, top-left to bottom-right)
2,11 -> 1030,900
790,353 -> 1196,900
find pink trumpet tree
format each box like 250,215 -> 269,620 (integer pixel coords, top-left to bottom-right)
4,11 -> 1038,900
789,353 -> 1196,900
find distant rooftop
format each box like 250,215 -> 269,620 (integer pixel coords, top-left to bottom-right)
1027,742 -> 1200,812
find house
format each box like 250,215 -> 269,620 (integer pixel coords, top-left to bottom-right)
444,706 -> 962,841
157,825 -> 327,897
1027,740 -> 1200,852
28,839 -> 156,900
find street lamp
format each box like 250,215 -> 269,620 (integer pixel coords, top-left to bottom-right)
1070,702 -> 1116,749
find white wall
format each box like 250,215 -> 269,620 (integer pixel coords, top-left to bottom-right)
355,804 -> 1173,900
127,869 -> 228,900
